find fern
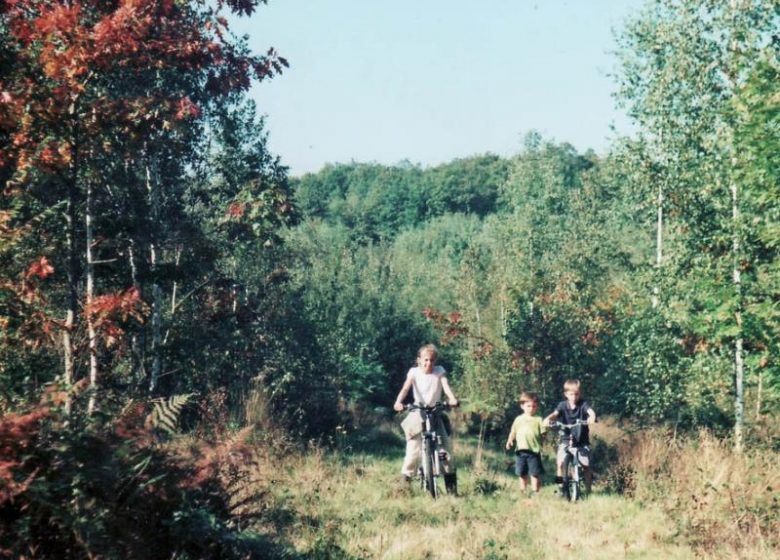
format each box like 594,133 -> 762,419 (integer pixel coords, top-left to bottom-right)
145,394 -> 195,434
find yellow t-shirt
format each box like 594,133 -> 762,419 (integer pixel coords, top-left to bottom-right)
508,415 -> 546,453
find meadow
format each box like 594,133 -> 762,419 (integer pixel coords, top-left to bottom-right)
234,414 -> 778,559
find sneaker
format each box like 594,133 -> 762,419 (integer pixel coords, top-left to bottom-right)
444,473 -> 458,496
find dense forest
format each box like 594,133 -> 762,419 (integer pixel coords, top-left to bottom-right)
1,0 -> 778,558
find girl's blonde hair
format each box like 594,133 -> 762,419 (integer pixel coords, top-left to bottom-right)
417,343 -> 438,361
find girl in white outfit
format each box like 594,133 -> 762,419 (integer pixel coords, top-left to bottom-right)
393,344 -> 459,492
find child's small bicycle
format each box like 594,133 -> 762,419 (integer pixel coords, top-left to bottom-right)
405,402 -> 454,498
551,419 -> 590,502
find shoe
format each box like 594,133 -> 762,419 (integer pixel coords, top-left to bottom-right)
444,473 -> 458,496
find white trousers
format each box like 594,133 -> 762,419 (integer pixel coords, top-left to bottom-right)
401,431 -> 454,477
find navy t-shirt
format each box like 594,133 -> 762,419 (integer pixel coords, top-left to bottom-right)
554,400 -> 591,445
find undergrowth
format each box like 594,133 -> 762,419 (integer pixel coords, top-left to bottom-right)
603,423 -> 780,559
0,393 -> 293,559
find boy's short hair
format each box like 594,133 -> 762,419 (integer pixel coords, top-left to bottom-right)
418,343 -> 438,361
519,391 -> 538,404
563,379 -> 582,396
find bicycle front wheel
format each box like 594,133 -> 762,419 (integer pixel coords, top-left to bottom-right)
568,455 -> 581,502
422,439 -> 438,498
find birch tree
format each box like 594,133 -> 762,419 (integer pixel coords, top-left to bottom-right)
616,0 -> 779,448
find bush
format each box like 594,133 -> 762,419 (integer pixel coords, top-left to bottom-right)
0,399 -> 291,559
604,427 -> 780,558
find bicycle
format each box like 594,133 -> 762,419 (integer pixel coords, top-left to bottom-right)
551,419 -> 590,502
405,401 -> 456,498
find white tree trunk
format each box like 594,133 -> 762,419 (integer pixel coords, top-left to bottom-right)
128,240 -> 146,384
171,245 -> 181,314
729,0 -> 744,454
731,175 -> 744,453
652,182 -> 663,308
63,189 -> 76,415
146,160 -> 163,394
62,310 -> 74,414
86,181 -> 98,414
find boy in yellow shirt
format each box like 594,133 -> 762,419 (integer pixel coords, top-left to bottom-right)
505,392 -> 546,493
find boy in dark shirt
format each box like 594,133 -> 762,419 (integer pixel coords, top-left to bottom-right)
543,379 -> 597,496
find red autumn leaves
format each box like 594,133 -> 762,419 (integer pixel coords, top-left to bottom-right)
0,0 -> 287,178
1,0 -> 287,348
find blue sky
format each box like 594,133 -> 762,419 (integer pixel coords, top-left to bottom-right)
232,0 -> 644,176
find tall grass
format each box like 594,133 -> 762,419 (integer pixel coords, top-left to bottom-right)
221,415 -> 779,558
605,426 -> 780,559
232,417 -> 698,559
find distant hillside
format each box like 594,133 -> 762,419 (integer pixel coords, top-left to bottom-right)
290,154 -> 511,240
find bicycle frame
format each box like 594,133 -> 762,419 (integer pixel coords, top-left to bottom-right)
406,402 -> 450,498
555,420 -> 589,502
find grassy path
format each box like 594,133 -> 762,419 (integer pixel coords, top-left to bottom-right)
255,426 -> 697,559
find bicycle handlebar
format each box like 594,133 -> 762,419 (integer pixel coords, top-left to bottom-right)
404,401 -> 457,412
550,419 -> 589,429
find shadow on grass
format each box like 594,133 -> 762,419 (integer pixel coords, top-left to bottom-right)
342,422 -> 406,458
337,422 -> 621,498
238,531 -> 360,560
455,437 -> 577,496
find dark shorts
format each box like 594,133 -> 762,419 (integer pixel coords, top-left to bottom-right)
515,450 -> 543,477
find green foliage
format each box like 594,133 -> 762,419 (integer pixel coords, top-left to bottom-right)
0,204 -> 63,411
471,476 -> 502,497
733,55 -> 780,415
390,213 -> 485,315
422,154 -> 510,216
282,220 -> 435,404
292,155 -> 509,242
599,309 -> 688,422
441,137 -> 637,423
